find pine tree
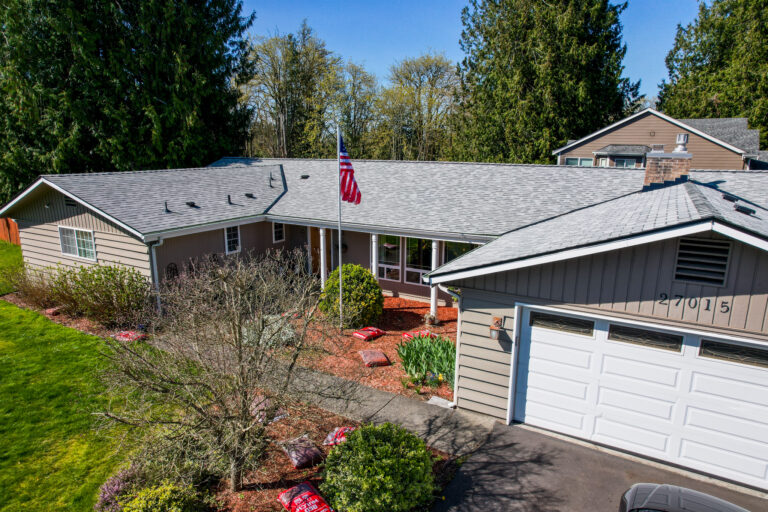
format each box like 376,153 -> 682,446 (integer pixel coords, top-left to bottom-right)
453,0 -> 639,163
658,0 -> 768,149
0,0 -> 253,203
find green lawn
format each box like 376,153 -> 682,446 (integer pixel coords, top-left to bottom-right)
0,301 -> 128,511
0,240 -> 21,295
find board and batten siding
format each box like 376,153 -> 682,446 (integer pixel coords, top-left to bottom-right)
559,112 -> 746,170
455,289 -> 515,419
12,187 -> 150,277
455,234 -> 768,342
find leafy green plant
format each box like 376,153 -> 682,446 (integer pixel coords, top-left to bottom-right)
320,423 -> 435,512
397,335 -> 456,386
120,482 -> 207,512
2,265 -> 56,308
319,263 -> 384,328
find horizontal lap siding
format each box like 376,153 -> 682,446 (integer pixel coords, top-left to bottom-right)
456,289 -> 515,419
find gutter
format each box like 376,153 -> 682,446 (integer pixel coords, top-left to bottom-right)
148,238 -> 164,310
438,284 -> 462,408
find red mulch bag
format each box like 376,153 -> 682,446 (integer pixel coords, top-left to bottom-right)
352,327 -> 386,341
281,436 -> 324,469
359,349 -> 390,367
402,330 -> 435,340
323,426 -> 356,446
278,481 -> 333,512
112,331 -> 147,342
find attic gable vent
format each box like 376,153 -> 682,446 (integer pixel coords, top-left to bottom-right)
64,198 -> 77,208
674,238 -> 731,286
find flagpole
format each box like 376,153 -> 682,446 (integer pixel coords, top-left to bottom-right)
337,124 -> 343,330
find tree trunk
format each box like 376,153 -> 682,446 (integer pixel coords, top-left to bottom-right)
229,458 -> 241,491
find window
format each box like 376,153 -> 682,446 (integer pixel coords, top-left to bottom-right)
598,158 -> 609,167
405,238 -> 432,285
377,235 -> 400,281
565,157 -> 593,167
530,311 -> 594,336
225,226 -> 240,254
565,157 -> 579,166
272,222 -> 285,243
608,324 -> 683,352
699,339 -> 768,368
674,238 -> 731,286
614,158 -> 636,168
58,226 -> 95,260
444,241 -> 475,263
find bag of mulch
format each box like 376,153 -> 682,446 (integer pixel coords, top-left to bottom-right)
281,435 -> 324,469
277,481 -> 333,512
402,329 -> 435,340
323,426 -> 356,446
352,326 -> 386,341
359,349 -> 390,367
112,330 -> 147,342
250,395 -> 289,424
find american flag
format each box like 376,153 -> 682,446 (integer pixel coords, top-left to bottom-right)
339,136 -> 361,205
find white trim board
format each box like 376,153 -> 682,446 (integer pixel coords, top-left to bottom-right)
551,108 -> 745,156
429,221 -> 768,285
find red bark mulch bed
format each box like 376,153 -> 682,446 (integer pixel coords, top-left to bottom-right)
302,296 -> 458,402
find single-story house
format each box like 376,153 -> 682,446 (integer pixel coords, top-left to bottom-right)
553,107 -> 768,169
2,145 -> 768,491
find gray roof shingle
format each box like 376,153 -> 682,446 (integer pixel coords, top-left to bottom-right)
681,117 -> 761,153
594,144 -> 651,155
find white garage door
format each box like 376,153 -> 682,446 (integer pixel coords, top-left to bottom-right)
514,308 -> 768,491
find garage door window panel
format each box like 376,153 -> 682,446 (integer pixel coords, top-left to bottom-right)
529,311 -> 594,336
699,340 -> 768,369
608,324 -> 683,352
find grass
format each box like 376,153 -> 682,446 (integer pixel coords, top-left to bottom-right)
0,300 -> 128,511
0,240 -> 21,295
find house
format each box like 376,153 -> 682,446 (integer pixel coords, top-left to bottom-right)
553,108 -> 768,170
3,147 -> 768,491
427,147 -> 768,491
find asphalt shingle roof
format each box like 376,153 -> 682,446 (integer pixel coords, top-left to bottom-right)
594,144 -> 651,155
681,117 -> 761,153
430,179 -> 768,278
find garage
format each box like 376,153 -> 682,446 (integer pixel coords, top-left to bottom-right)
513,307 -> 768,490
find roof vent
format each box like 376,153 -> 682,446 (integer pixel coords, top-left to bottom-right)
164,201 -> 171,213
245,193 -> 255,199
64,198 -> 77,208
735,204 -> 756,216
722,193 -> 738,202
186,201 -> 198,208
650,144 -> 664,153
675,133 -> 689,152
675,238 -> 731,286
301,174 -> 310,179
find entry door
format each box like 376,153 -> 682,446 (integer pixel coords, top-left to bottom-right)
513,307 -> 768,490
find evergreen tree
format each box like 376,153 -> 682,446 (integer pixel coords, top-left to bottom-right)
0,0 -> 253,203
453,0 -> 639,163
658,0 -> 768,149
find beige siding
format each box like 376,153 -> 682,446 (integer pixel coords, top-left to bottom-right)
560,112 -> 746,170
12,187 -> 150,277
456,234 -> 768,341
455,289 -> 515,419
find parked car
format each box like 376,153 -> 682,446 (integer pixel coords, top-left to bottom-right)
620,483 -> 750,512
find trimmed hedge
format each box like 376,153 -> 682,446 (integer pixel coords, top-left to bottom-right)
120,482 -> 206,512
319,263 -> 384,329
320,423 -> 435,512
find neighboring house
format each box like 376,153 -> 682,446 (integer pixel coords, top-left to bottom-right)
427,148 -> 768,491
553,108 -> 768,170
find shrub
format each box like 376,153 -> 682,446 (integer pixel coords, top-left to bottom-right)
95,466 -> 145,512
319,263 -> 383,328
320,423 -> 435,512
120,482 -> 206,512
2,265 -> 56,308
397,335 -> 456,386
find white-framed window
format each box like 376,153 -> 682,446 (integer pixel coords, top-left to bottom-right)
565,157 -> 579,165
272,222 -> 285,243
377,235 -> 400,281
405,238 -> 432,285
564,157 -> 593,167
598,158 -> 609,167
58,226 -> 96,260
224,225 -> 240,254
615,158 -> 636,168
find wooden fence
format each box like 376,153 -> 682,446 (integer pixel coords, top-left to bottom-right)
0,218 -> 19,245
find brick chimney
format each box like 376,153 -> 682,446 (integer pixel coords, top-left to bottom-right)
643,135 -> 692,189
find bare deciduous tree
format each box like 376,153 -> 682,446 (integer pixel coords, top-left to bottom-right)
101,250 -> 322,491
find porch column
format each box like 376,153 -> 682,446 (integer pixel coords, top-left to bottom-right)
306,228 -> 313,274
319,228 -> 328,287
371,233 -> 378,276
430,240 -> 439,319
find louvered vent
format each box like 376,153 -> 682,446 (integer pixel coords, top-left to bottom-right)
64,198 -> 77,208
674,238 -> 731,286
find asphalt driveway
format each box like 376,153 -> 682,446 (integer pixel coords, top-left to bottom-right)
433,422 -> 767,512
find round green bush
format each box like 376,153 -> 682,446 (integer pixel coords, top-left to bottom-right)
320,423 -> 435,512
319,263 -> 384,328
120,482 -> 206,512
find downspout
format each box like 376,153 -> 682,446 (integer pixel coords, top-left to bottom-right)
438,284 -> 462,408
148,238 -> 164,310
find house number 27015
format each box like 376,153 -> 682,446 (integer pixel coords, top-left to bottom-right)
658,293 -> 730,313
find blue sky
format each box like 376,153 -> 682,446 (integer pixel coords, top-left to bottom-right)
243,0 -> 701,98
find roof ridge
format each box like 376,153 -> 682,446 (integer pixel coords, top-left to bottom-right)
685,182 -> 718,218
45,164 -> 277,177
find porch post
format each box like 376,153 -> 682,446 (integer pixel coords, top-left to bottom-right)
306,227 -> 313,274
319,227 -> 328,287
371,233 -> 378,276
430,240 -> 439,320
